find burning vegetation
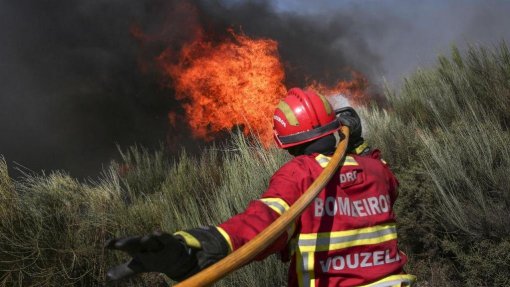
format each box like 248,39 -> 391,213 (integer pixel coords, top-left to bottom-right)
158,30 -> 286,145
128,1 -> 372,146
150,28 -> 369,146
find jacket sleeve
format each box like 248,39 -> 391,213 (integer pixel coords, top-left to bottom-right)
218,158 -> 311,260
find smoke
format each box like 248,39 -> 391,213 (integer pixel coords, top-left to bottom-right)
193,0 -> 383,86
196,0 -> 510,85
1,0 -> 509,177
0,0 -> 199,178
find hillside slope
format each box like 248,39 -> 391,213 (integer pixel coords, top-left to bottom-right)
1,43 -> 509,286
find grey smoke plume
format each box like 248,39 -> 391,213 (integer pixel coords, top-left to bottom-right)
1,0 -> 509,177
197,0 -> 510,85
194,0 -> 382,86
0,0 -> 198,177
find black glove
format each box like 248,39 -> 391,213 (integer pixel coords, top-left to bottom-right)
106,227 -> 229,283
105,231 -> 197,282
174,226 -> 230,271
335,107 -> 370,155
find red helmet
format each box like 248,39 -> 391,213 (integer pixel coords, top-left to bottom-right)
273,88 -> 340,148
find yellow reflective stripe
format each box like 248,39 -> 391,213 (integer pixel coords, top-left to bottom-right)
260,198 -> 290,215
360,274 -> 417,287
315,154 -> 331,168
307,251 -> 315,287
344,156 -> 358,166
215,226 -> 234,253
277,101 -> 299,126
299,224 -> 396,240
317,93 -> 333,115
296,251 -> 315,287
354,141 -> 369,154
298,224 -> 397,252
296,250 -> 305,287
260,198 -> 295,241
316,154 -> 358,168
173,231 -> 201,249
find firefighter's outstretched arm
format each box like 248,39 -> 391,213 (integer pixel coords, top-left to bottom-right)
106,227 -> 229,282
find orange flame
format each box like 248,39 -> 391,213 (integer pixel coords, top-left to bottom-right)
158,30 -> 286,145
152,24 -> 370,146
308,71 -> 369,106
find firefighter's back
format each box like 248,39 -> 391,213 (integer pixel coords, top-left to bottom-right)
286,153 -> 416,287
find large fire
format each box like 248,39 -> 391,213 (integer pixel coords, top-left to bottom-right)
153,27 -> 369,146
158,30 -> 286,145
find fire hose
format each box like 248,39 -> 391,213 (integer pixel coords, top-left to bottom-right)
175,126 -> 350,287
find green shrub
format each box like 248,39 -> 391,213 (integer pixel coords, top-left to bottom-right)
370,43 -> 510,286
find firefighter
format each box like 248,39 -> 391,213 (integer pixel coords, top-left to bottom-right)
106,88 -> 416,286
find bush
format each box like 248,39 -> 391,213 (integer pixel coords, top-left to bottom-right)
364,42 -> 510,286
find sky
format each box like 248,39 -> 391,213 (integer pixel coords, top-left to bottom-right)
271,0 -> 510,84
1,0 -> 509,178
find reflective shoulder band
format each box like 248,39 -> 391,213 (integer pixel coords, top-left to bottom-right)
316,154 -> 358,168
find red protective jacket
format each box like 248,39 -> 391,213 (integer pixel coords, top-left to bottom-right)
218,151 -> 416,287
